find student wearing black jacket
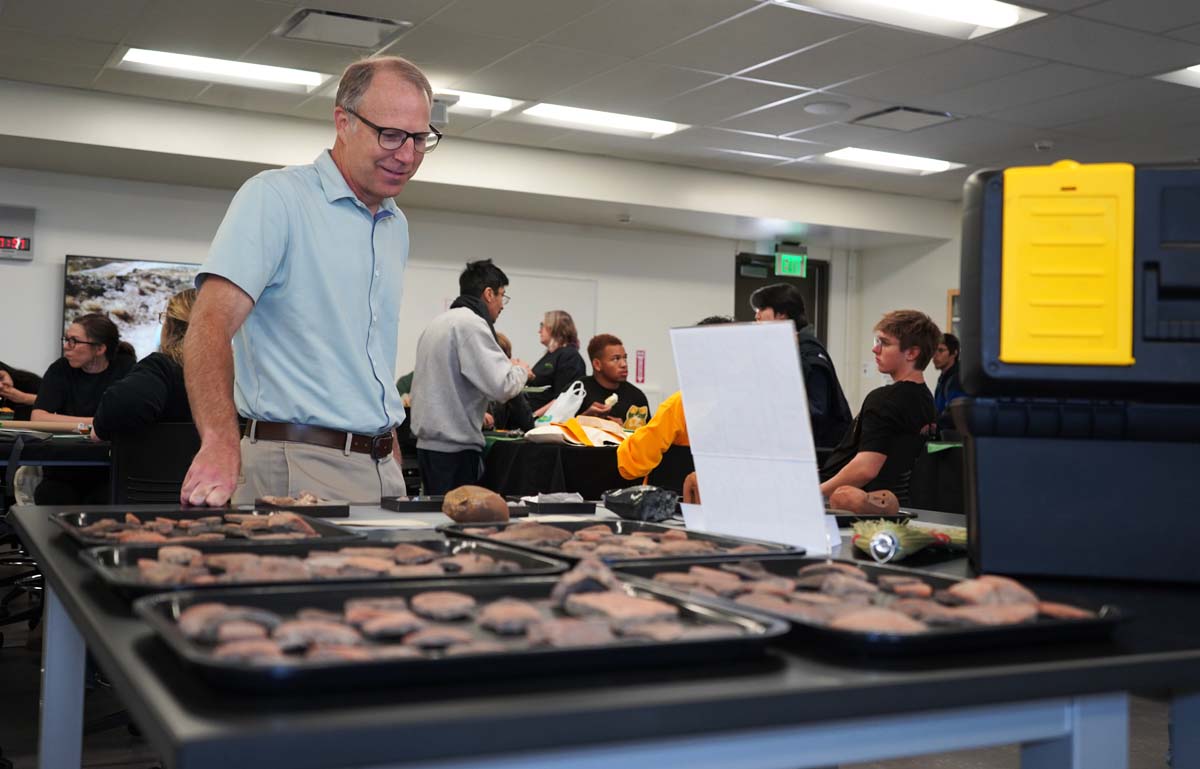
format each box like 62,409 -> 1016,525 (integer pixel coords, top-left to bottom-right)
0,361 -> 41,420
92,289 -> 196,440
526,309 -> 587,415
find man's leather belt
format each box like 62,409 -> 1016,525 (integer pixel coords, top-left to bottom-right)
245,420 -> 393,459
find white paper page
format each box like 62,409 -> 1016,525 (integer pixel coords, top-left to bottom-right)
671,321 -> 828,553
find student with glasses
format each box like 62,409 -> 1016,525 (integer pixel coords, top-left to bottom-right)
182,56 -> 440,507
818,310 -> 940,503
31,312 -> 136,503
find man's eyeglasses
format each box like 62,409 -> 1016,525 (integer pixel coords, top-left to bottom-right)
500,293 -> 511,306
62,336 -> 100,349
343,107 -> 442,153
872,336 -> 898,349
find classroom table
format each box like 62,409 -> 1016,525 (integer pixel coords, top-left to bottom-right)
0,433 -> 110,505
481,439 -> 694,498
11,503 -> 1200,769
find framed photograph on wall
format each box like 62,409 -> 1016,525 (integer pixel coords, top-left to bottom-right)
63,255 -> 200,360
946,288 -> 960,337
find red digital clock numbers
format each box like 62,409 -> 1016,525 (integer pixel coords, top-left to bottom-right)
0,236 -> 30,251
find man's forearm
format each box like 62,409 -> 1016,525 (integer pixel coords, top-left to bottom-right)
30,409 -> 94,425
184,322 -> 240,447
819,454 -> 881,496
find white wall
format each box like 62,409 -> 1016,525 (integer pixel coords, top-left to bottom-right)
0,166 -> 736,405
851,238 -> 962,407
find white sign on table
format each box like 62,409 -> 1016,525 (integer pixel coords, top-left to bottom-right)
670,321 -> 829,554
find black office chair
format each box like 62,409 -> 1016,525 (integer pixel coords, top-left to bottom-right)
109,422 -> 200,504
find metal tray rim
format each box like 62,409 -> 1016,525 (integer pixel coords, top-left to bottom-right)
50,508 -> 363,548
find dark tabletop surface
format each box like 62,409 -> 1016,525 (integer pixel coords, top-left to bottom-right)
0,434 -> 110,463
11,504 -> 1200,769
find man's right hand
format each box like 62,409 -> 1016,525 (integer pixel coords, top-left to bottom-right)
581,401 -> 612,418
181,438 -> 241,506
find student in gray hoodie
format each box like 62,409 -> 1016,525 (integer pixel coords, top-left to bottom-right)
411,259 -> 531,493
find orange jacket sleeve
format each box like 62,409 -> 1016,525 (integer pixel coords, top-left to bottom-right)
616,391 -> 688,481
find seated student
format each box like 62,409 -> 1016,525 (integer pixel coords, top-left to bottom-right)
616,316 -> 731,482
750,283 -> 852,448
575,334 -> 650,428
0,361 -> 42,420
932,332 -> 965,428
32,312 -> 136,504
818,310 -> 940,500
91,289 -> 196,441
485,333 -> 534,432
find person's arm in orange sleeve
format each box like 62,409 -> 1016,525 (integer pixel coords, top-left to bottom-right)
616,391 -> 688,480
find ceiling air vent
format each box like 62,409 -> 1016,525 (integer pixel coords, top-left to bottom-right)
850,107 -> 956,132
277,9 -> 412,49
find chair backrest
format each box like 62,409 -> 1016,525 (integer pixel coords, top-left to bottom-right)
109,422 -> 200,504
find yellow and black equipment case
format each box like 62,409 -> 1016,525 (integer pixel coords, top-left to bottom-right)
955,160 -> 1200,582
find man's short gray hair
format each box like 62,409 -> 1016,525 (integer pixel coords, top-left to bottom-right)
336,56 -> 432,112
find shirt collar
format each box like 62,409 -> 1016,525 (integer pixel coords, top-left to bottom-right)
314,150 -> 399,215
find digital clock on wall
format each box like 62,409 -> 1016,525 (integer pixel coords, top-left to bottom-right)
0,236 -> 31,251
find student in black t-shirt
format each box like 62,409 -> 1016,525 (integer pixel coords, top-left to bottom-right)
32,312 -> 136,504
575,334 -> 650,428
0,361 -> 41,420
92,289 -> 196,440
819,309 -> 940,501
485,332 -> 534,432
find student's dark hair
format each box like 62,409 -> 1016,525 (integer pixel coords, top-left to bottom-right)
749,283 -> 807,331
943,332 -> 960,357
587,333 -> 623,363
72,313 -> 135,361
459,259 -> 509,298
696,315 -> 734,326
875,310 -> 941,370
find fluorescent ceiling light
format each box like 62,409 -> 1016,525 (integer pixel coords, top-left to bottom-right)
522,103 -> 684,138
1155,65 -> 1200,89
436,88 -> 519,116
775,0 -> 1044,39
118,48 -> 330,93
823,147 -> 963,175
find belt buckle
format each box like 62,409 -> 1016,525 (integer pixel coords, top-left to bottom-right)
370,433 -> 391,460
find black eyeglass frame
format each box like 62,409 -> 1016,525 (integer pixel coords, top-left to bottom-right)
62,336 -> 101,349
343,107 -> 443,153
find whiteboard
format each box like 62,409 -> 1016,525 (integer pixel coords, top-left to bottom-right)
394,263 -> 598,380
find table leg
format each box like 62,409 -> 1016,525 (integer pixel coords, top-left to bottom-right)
38,585 -> 85,769
1169,691 -> 1200,768
1021,693 -> 1128,769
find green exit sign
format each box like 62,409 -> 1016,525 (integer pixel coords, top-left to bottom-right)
776,249 -> 807,278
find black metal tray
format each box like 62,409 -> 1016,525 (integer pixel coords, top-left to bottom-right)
826,508 -> 917,526
381,496 -> 530,518
615,556 -> 1123,656
51,508 -> 362,547
132,576 -> 788,691
81,538 -> 569,598
253,499 -> 350,518
440,519 -> 798,566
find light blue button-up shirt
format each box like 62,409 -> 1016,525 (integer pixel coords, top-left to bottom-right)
199,150 -> 407,435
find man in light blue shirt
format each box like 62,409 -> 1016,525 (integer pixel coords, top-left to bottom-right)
181,56 -> 441,506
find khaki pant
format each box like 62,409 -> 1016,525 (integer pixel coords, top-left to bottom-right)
233,437 -> 406,505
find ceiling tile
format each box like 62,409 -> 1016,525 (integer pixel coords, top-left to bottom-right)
0,54 -> 99,90
383,25 -> 526,89
461,120 -> 571,147
91,69 -> 209,102
434,111 -> 495,135
856,117 -> 1064,164
1016,0 -> 1097,9
654,77 -> 805,124
981,15 -> 1200,76
192,84 -> 312,115
300,0 -> 457,26
551,62 -> 717,116
746,25 -> 959,90
836,44 -> 1045,102
655,127 -> 825,158
291,96 -> 338,122
783,119 -> 904,148
0,25 -> 115,67
1168,22 -> 1200,45
1054,94 -> 1200,141
123,0 -> 292,59
919,62 -> 1119,116
242,36 -> 368,77
995,76 -> 1186,127
542,0 -> 756,58
646,4 -> 859,76
722,92 -> 891,136
425,0 -> 609,40
1074,0 -> 1200,34
0,0 -> 146,44
455,44 -> 628,102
